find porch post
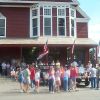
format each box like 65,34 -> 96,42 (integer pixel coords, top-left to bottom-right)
20,47 -> 23,61
85,48 -> 89,66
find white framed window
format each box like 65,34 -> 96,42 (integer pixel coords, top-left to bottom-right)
70,9 -> 76,37
44,9 -> 51,15
0,13 -> 6,37
32,9 -> 37,16
71,9 -> 75,17
32,9 -> 38,37
44,18 -> 51,35
57,8 -> 66,36
32,18 -> 38,36
58,18 -> 65,36
58,9 -> 65,16
43,7 -> 52,36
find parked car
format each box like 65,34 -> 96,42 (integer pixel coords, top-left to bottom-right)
76,66 -> 90,86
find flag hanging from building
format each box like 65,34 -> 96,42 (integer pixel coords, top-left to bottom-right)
37,39 -> 49,60
97,40 -> 100,57
71,39 -> 75,54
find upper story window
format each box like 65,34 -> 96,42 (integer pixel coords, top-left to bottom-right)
32,9 -> 38,37
71,19 -> 75,36
57,8 -> 66,36
70,9 -> 76,37
44,9 -> 51,15
58,9 -> 65,16
0,13 -> 6,37
43,7 -> 52,36
71,10 -> 75,17
32,9 -> 37,16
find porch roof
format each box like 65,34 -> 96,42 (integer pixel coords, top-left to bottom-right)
0,37 -> 97,46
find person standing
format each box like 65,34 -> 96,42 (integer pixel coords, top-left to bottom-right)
48,67 -> 55,93
89,65 -> 97,88
22,65 -> 31,93
55,68 -> 61,92
29,63 -> 35,89
1,62 -> 6,76
35,68 -> 40,93
96,64 -> 100,90
63,67 -> 70,92
70,63 -> 78,91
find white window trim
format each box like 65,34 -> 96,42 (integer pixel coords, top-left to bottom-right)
43,7 -> 52,37
0,13 -> 6,38
69,7 -> 76,38
57,7 -> 66,37
30,7 -> 32,38
30,5 -> 40,38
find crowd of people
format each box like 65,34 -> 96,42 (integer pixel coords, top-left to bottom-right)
0,60 -> 100,94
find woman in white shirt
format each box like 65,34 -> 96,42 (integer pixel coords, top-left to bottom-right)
35,68 -> 40,93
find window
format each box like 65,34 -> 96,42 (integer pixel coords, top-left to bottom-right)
0,13 -> 6,37
70,9 -> 76,37
32,9 -> 37,16
44,18 -> 51,35
32,9 -> 38,37
43,8 -> 52,36
71,19 -> 75,36
71,10 -> 75,17
32,18 -> 38,36
57,8 -> 66,36
58,9 -> 65,16
58,18 -> 65,36
44,9 -> 51,15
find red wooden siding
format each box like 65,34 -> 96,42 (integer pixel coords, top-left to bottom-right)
66,8 -> 69,16
40,7 -> 43,36
52,8 -> 57,16
77,22 -> 88,38
52,8 -> 57,36
40,16 -> 43,36
0,7 -> 30,38
52,17 -> 57,36
66,17 -> 70,36
40,7 -> 43,15
76,10 -> 84,18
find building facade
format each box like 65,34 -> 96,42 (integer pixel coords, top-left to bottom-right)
0,0 -> 97,66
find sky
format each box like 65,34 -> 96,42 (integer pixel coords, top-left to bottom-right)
78,0 -> 100,44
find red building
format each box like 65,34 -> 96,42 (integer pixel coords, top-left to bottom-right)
0,0 -> 97,65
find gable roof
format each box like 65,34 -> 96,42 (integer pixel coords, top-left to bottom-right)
76,6 -> 90,20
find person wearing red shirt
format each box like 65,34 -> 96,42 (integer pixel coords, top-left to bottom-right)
29,63 -> 35,88
70,65 -> 78,91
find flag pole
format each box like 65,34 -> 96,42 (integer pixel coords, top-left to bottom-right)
71,38 -> 76,62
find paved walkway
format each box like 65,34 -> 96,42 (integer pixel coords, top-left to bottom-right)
0,76 -> 100,100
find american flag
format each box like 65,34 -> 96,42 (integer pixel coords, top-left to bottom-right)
71,39 -> 75,54
37,39 -> 49,60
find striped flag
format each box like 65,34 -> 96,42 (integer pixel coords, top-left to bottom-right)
71,39 -> 75,54
37,39 -> 49,60
97,40 -> 100,57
